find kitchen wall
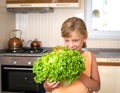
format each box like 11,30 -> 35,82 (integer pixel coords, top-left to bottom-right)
16,8 -> 84,47
0,0 -> 15,92
15,0 -> 84,47
0,1 -> 15,49
15,0 -> 120,48
87,38 -> 120,49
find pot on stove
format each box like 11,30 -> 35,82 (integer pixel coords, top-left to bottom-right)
29,38 -> 41,49
8,29 -> 23,51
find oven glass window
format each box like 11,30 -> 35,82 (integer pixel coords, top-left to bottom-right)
1,65 -> 45,93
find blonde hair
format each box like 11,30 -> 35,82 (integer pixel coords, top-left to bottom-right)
61,17 -> 88,48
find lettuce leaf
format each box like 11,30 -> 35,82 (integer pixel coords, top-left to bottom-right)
32,46 -> 85,86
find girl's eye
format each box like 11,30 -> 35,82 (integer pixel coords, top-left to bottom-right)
73,39 -> 79,42
64,40 -> 69,42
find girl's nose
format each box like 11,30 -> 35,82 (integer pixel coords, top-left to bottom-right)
69,42 -> 74,49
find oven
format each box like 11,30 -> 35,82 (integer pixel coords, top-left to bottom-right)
0,47 -> 52,93
1,65 -> 45,93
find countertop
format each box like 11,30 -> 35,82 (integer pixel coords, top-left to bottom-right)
0,47 -> 52,57
0,48 -> 120,62
84,48 -> 120,62
0,52 -> 48,57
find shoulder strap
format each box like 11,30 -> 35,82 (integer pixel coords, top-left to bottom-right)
90,52 -> 93,78
82,51 -> 92,77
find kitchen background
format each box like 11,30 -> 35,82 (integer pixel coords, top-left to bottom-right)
0,0 -> 120,93
0,0 -> 120,49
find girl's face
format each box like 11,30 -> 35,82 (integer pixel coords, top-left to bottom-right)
63,31 -> 86,51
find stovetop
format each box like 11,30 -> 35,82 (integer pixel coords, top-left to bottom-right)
5,47 -> 47,53
0,47 -> 53,57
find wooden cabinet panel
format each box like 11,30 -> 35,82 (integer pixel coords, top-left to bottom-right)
7,0 -> 50,3
7,0 -> 79,3
7,0 -> 80,8
97,66 -> 120,93
50,0 -> 78,3
49,0 -> 80,7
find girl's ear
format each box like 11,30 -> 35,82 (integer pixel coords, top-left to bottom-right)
83,37 -> 87,42
82,37 -> 87,48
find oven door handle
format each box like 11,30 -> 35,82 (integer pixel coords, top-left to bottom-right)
3,67 -> 32,71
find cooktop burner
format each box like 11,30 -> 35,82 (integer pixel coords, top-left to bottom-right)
24,47 -> 43,53
5,47 -> 49,53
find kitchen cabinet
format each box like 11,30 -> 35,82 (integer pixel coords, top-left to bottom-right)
7,0 -> 50,3
96,62 -> 120,93
49,0 -> 80,7
7,0 -> 80,7
0,0 -> 6,7
7,0 -> 79,3
50,0 -> 78,3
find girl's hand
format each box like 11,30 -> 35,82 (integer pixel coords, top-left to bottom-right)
46,80 -> 60,88
43,79 -> 60,92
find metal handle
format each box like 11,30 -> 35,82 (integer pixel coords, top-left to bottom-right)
9,29 -> 22,39
20,4 -> 33,7
3,67 -> 32,71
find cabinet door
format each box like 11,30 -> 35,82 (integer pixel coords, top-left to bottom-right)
0,0 -> 6,7
49,0 -> 80,7
7,0 -> 78,3
97,66 -> 120,93
50,0 -> 78,3
7,0 -> 50,3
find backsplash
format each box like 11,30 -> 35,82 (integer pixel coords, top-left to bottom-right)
16,8 -> 84,47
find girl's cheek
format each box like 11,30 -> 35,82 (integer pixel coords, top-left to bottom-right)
64,42 -> 68,47
64,43 -> 69,48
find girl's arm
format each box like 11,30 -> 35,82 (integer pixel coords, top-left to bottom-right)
79,52 -> 100,92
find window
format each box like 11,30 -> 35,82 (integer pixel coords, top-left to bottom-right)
85,0 -> 120,38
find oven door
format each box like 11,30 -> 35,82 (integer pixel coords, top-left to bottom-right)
1,65 -> 45,93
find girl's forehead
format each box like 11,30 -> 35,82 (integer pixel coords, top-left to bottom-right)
69,31 -> 83,38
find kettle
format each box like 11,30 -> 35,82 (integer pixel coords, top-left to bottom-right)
29,38 -> 41,49
8,29 -> 23,51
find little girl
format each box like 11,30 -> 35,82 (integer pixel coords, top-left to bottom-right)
43,17 -> 100,93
